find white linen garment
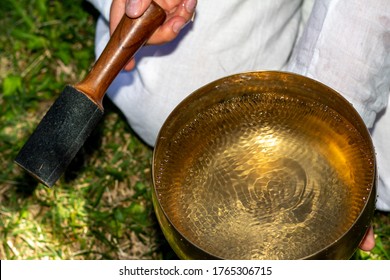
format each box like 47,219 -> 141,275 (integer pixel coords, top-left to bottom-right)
87,0 -> 390,211
286,0 -> 390,211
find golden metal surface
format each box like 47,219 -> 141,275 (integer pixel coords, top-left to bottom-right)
152,71 -> 376,259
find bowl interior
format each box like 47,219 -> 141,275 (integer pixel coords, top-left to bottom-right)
153,72 -> 376,259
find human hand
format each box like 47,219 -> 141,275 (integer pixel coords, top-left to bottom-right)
110,0 -> 197,71
358,226 -> 375,251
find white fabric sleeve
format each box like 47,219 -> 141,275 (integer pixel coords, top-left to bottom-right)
94,0 -> 304,147
372,108 -> 390,211
287,0 -> 390,128
287,0 -> 390,211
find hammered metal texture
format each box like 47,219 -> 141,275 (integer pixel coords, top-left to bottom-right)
153,72 -> 376,260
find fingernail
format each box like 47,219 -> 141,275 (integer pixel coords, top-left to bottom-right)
185,0 -> 197,13
126,0 -> 141,17
173,20 -> 186,33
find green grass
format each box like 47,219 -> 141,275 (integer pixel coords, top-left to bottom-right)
0,0 -> 388,260
0,0 -> 172,260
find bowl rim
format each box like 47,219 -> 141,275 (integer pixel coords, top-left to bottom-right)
152,70 -> 377,260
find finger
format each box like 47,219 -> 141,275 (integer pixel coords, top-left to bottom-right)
172,0 -> 197,22
147,0 -> 197,44
185,0 -> 197,14
110,0 -> 126,34
123,58 -> 136,71
125,0 -> 153,18
144,16 -> 185,44
358,226 -> 375,251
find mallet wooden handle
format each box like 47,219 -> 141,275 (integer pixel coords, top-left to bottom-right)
75,2 -> 166,109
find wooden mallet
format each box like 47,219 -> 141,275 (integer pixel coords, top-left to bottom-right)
15,2 -> 166,187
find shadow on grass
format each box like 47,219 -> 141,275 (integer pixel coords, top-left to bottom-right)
13,172 -> 40,198
150,213 -> 179,260
63,97 -> 120,184
63,120 -> 104,184
63,96 -> 150,185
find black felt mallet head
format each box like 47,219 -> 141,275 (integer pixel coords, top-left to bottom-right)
15,2 -> 166,187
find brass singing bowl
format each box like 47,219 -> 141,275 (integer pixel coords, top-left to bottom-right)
152,71 -> 376,259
